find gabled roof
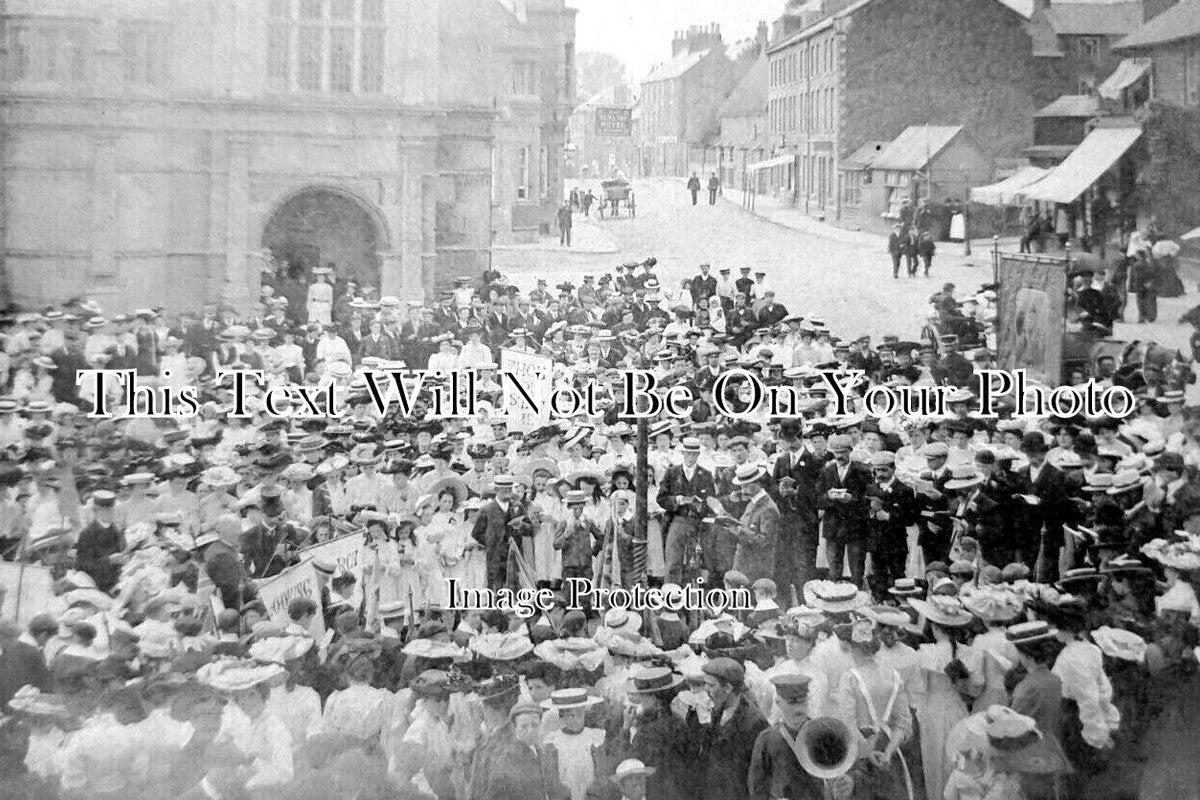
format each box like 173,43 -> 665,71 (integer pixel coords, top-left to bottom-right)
1033,94 -> 1101,117
769,0 -> 1029,52
642,50 -> 709,84
841,140 -> 890,170
1045,1 -> 1145,35
871,126 -> 965,171
1115,0 -> 1200,49
718,53 -> 767,119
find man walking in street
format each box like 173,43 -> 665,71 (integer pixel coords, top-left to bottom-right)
557,200 -> 573,247
707,172 -> 720,205
887,224 -> 904,279
687,172 -> 701,205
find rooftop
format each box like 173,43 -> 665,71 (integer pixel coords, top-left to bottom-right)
842,140 -> 890,170
1033,94 -> 1102,117
1044,1 -> 1146,35
871,125 -> 965,171
718,53 -> 767,119
1116,0 -> 1200,48
642,50 -> 709,84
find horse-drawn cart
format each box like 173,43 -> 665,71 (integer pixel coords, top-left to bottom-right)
598,178 -> 635,219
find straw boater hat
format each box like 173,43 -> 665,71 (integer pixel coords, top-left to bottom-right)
196,658 -> 286,692
943,465 -> 984,491
803,580 -> 870,613
985,706 -> 1068,775
403,639 -> 464,660
859,605 -> 912,629
540,687 -> 604,711
909,596 -> 974,627
1092,626 -> 1147,663
888,577 -> 924,598
471,632 -> 534,661
1005,620 -> 1059,647
627,665 -> 685,695
610,759 -> 656,786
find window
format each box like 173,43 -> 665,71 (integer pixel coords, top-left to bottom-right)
843,171 -> 863,206
539,145 -> 550,199
265,0 -> 385,94
5,21 -> 92,84
512,60 -> 538,95
1186,48 -> 1200,105
516,146 -> 530,200
1076,37 -> 1100,60
120,22 -> 170,87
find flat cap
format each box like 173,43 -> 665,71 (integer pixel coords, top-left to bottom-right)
702,656 -> 745,686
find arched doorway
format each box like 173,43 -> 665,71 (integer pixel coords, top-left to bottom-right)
260,187 -> 386,309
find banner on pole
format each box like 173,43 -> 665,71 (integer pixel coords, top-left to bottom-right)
500,348 -> 553,432
0,562 -> 54,627
256,560 -> 325,639
995,252 -> 1067,385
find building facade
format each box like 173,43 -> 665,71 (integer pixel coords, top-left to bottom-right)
636,24 -> 734,177
0,0 -> 574,313
566,85 -> 636,180
762,0 -> 1037,229
1113,0 -> 1200,107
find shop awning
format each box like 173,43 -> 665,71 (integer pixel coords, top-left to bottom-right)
969,166 -> 1050,206
746,153 -> 795,172
1021,127 -> 1141,204
1098,58 -> 1152,100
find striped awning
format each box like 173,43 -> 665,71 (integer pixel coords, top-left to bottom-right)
746,153 -> 795,172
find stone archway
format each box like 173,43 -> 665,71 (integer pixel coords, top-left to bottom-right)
260,187 -> 388,295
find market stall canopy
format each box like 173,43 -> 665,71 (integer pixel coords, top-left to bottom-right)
970,166 -> 1049,206
1098,58 -> 1151,100
746,153 -> 796,172
1021,126 -> 1141,204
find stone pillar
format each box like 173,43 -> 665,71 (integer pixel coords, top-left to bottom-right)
89,133 -> 120,309
391,140 -> 430,305
223,136 -> 253,313
421,174 -> 438,296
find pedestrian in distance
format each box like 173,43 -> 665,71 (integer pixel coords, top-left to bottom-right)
887,224 -> 904,279
917,230 -> 936,277
687,172 -> 701,206
557,200 -> 573,247
903,226 -> 920,277
707,172 -> 720,205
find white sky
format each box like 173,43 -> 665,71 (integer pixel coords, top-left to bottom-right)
569,0 -> 785,85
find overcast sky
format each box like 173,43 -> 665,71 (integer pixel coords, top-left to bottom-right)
569,0 -> 785,84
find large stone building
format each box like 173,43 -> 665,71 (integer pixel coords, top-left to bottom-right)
636,24 -> 735,177
0,0 -> 575,313
763,0 -> 1038,229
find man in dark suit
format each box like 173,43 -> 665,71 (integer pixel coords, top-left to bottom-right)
887,224 -> 905,278
0,619 -> 51,710
240,486 -> 303,579
48,331 -> 88,404
816,434 -> 873,587
756,292 -> 788,328
932,335 -> 975,388
1012,431 -> 1068,581
695,658 -> 767,800
657,438 -> 717,584
471,474 -> 536,590
690,263 -> 717,305
200,514 -> 248,610
75,490 -> 126,592
771,423 -> 829,593
725,464 -> 780,582
866,451 -> 919,599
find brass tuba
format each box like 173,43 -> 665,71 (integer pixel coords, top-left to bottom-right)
797,716 -> 858,779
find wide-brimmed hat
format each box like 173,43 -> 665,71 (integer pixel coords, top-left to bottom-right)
943,465 -> 983,491
7,686 -> 72,718
402,639 -> 463,660
248,635 -> 314,664
1106,470 -> 1143,495
910,596 -> 974,627
803,580 -> 870,613
410,669 -> 453,700
1100,555 -> 1153,578
610,759 -> 657,785
427,475 -> 469,507
1092,626 -> 1146,663
471,632 -> 533,661
539,687 -> 604,711
1055,567 -> 1104,593
196,658 -> 286,692
731,463 -> 768,486
963,588 -> 1025,624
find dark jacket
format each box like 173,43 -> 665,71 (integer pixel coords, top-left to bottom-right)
240,521 -> 303,579
471,498 -> 535,587
475,732 -> 569,800
0,639 -> 51,710
816,460 -> 873,543
75,519 -> 126,592
748,725 -> 826,800
866,478 -> 919,553
656,464 -> 716,519
695,693 -> 768,800
627,707 -> 701,800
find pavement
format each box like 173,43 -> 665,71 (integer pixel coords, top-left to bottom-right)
494,177 -> 1197,362
492,215 -> 618,255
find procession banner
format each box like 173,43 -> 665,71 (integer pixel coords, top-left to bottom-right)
257,560 -> 325,638
995,252 -> 1067,385
0,562 -> 54,627
300,532 -> 363,579
500,348 -> 553,432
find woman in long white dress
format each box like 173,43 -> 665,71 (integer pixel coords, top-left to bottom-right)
908,597 -> 982,800
414,493 -> 452,609
529,470 -> 565,585
306,268 -> 333,326
359,513 -> 420,627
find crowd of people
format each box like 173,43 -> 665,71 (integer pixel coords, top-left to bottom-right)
0,252 -> 1199,800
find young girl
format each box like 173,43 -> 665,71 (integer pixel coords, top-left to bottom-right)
529,469 -> 566,587
359,512 -> 419,629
